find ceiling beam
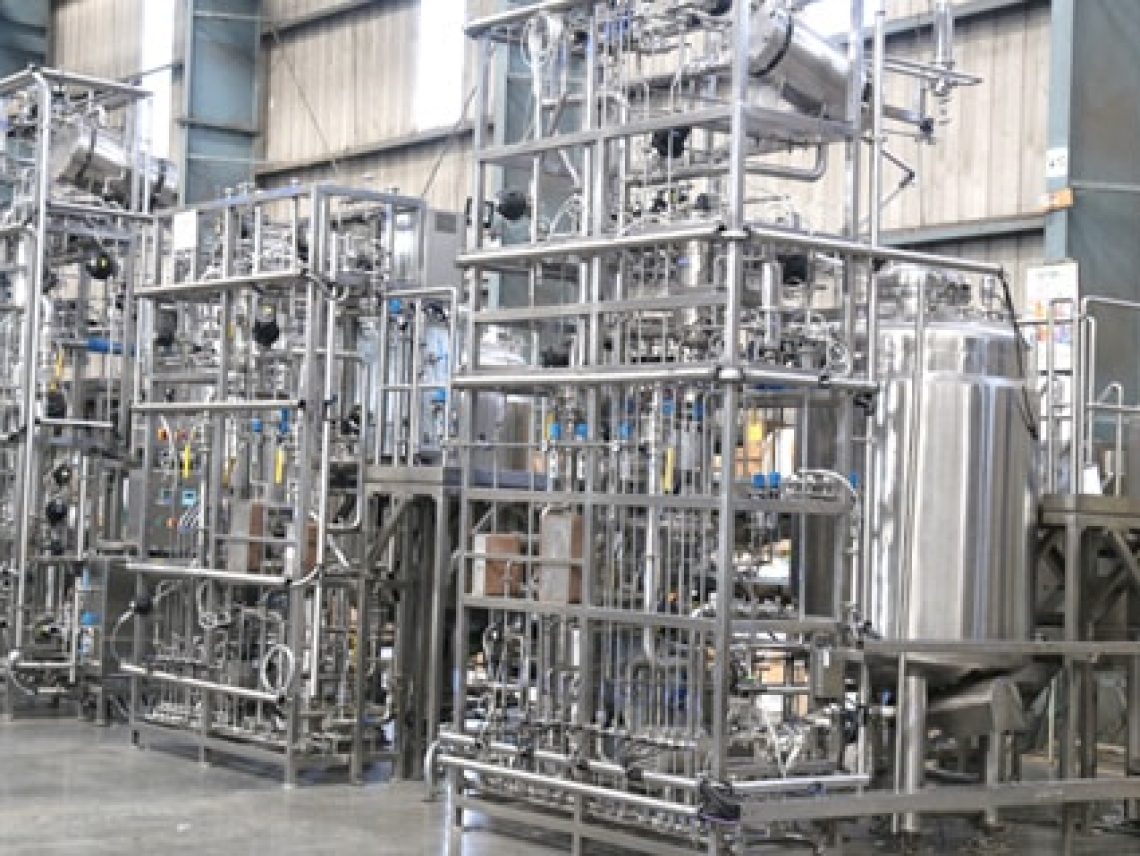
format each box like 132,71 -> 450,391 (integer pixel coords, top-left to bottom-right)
882,214 -> 1046,248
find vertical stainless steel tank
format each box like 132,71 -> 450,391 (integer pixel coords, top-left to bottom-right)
866,265 -> 1035,658
471,325 -> 534,474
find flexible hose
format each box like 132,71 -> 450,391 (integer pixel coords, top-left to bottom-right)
258,643 -> 296,696
4,653 -> 38,697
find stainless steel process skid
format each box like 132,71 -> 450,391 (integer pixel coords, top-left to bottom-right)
116,183 -> 460,783
427,1 -> 1140,854
0,67 -> 169,720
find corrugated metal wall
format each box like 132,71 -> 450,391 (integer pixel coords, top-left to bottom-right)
763,2 -> 1050,234
901,2 -> 1050,305
51,0 -> 142,79
261,139 -> 473,213
258,0 -> 494,210
264,1 -> 420,163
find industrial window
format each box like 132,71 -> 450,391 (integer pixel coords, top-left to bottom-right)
415,0 -> 465,130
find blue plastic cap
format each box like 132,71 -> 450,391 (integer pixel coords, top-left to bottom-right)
86,337 -> 124,355
549,422 -> 563,441
431,389 -> 447,403
691,401 -> 704,421
619,421 -> 633,441
752,473 -> 767,489
80,611 -> 100,627
251,418 -> 263,434
770,472 -> 782,489
388,298 -> 403,315
849,472 -> 860,490
574,422 -> 588,440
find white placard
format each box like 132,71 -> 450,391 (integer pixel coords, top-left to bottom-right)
1026,260 -> 1079,371
171,210 -> 198,253
1045,146 -> 1070,181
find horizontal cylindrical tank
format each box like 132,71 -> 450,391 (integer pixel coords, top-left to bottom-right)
49,119 -> 179,208
750,8 -> 854,120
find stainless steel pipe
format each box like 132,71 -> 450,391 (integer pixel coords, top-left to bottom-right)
119,663 -> 284,704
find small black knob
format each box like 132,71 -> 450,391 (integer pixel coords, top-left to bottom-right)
651,127 -> 690,159
496,189 -> 530,223
132,591 -> 154,618
45,499 -> 69,526
252,305 -> 281,348
84,249 -> 118,281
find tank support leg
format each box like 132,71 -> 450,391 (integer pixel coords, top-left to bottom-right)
900,674 -> 927,838
1128,654 -> 1140,819
983,732 -> 1003,829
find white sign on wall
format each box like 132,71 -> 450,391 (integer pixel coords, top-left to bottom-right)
1025,260 -> 1079,371
1045,146 -> 1070,181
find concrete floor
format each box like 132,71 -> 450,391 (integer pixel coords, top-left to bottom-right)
3,719 -> 1140,855
0,719 -> 554,856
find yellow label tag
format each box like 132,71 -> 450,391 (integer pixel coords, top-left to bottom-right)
275,447 -> 286,485
663,446 -> 676,493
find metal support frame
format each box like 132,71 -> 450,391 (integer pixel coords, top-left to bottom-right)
0,68 -> 157,722
426,2 -> 1140,854
433,2 -> 1086,855
119,182 -> 458,787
